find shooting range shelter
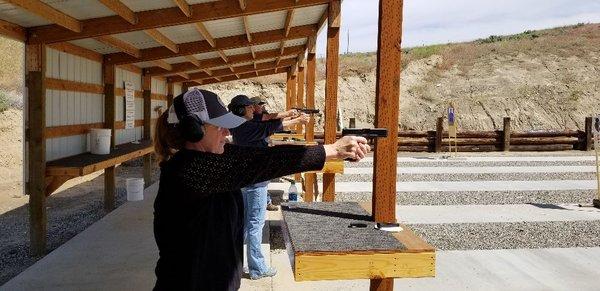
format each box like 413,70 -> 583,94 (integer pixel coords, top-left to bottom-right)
0,0 -> 433,290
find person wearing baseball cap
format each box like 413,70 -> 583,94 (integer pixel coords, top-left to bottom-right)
152,88 -> 371,290
249,96 -> 299,122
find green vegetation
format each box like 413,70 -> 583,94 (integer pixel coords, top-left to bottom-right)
0,91 -> 9,113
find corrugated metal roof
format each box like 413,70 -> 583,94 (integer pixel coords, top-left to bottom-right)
203,16 -> 245,39
285,38 -> 307,47
194,51 -> 220,60
247,10 -> 286,34
113,31 -> 161,50
133,61 -> 155,68
291,4 -> 327,27
223,47 -> 249,56
252,42 -> 282,52
0,1 -> 51,27
256,58 -> 277,64
69,39 -> 120,54
162,56 -> 188,64
157,23 -> 204,44
42,0 -> 115,20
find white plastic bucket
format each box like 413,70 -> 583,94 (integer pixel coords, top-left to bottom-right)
126,178 -> 144,201
90,128 -> 111,155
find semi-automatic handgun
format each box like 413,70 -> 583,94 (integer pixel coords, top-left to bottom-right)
341,128 -> 388,138
293,107 -> 320,114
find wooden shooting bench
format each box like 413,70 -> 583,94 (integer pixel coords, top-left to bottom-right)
45,140 -> 154,196
281,202 -> 435,281
271,133 -> 307,141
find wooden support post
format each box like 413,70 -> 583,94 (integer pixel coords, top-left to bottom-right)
371,0 -> 403,290
167,82 -> 174,108
182,82 -> 189,93
286,71 -> 292,110
142,74 -> 152,187
26,43 -> 47,256
305,51 -> 317,202
435,117 -> 443,153
297,65 -> 305,133
102,62 -> 116,212
349,117 -> 356,128
503,117 -> 511,152
585,116 -> 593,151
323,0 -> 341,202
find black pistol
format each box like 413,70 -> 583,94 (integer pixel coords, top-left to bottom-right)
341,128 -> 388,138
341,128 -> 388,161
293,107 -> 320,114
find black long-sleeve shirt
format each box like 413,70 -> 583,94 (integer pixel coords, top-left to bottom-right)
153,143 -> 325,291
230,119 -> 283,147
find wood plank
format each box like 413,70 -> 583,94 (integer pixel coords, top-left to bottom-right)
185,55 -> 201,67
284,10 -> 295,37
152,59 -> 173,71
199,68 -> 287,85
167,82 -> 174,107
98,0 -> 137,24
105,24 -> 316,65
503,117 -> 511,151
172,0 -> 191,17
27,0 -> 329,44
305,160 -> 344,174
47,42 -> 102,63
372,1 -> 403,289
195,22 -> 216,47
146,45 -> 305,76
304,51 -> 317,202
296,65 -> 305,133
242,16 -> 252,42
0,19 -> 26,42
171,58 -> 296,83
145,28 -> 179,53
238,0 -> 246,11
114,88 -> 143,98
323,1 -> 341,202
95,35 -> 140,58
45,78 -> 103,94
45,122 -> 104,139
142,74 -> 152,186
151,93 -> 168,101
117,63 -> 143,74
103,62 -> 117,211
294,252 -> 435,281
26,43 -> 47,256
6,0 -> 81,32
176,72 -> 189,80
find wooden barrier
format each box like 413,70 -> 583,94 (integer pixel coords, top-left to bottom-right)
314,116 -> 591,152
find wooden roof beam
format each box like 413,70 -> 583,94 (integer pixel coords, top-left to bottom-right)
27,0 -> 330,44
284,10 -> 295,37
249,46 -> 256,59
0,19 -> 26,42
238,0 -> 246,11
201,68 -> 286,86
172,0 -> 192,17
98,0 -> 137,25
95,35 -> 140,58
145,28 -> 179,53
195,22 -> 216,48
185,55 -> 201,67
176,72 -> 190,80
242,16 -> 252,43
153,59 -> 172,71
144,44 -> 305,76
105,24 -> 316,65
6,0 -> 81,32
171,58 -> 296,83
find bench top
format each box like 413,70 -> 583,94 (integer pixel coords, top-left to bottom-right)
46,140 -> 154,177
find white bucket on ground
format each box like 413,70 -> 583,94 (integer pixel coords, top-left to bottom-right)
126,178 -> 144,201
90,128 -> 111,155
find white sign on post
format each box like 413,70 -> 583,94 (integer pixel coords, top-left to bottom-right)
124,81 -> 135,129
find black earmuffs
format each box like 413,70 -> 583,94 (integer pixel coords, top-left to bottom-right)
228,104 -> 246,117
173,94 -> 204,142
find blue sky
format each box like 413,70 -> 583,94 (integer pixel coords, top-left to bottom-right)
315,0 -> 600,56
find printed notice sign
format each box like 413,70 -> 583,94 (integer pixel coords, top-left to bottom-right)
124,81 -> 135,129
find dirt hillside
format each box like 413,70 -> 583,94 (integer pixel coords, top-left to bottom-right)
205,23 -> 600,132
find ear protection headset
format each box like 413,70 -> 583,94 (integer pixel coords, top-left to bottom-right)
228,104 -> 247,117
173,94 -> 204,142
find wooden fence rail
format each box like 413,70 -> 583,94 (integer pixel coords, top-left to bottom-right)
312,116 -> 593,152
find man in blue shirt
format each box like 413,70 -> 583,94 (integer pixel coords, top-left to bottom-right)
228,95 -> 308,280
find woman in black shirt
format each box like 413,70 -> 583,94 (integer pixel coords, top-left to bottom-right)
152,89 -> 370,291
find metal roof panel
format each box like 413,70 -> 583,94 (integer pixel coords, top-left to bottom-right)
69,39 -> 120,54
157,23 -> 203,44
246,10 -> 286,34
203,16 -> 245,38
113,30 -> 161,49
291,4 -> 327,27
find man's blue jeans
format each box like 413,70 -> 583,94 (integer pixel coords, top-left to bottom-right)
242,183 -> 269,278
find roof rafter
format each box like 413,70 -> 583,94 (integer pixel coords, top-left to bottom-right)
145,45 -> 305,76
27,0 -> 329,44
194,22 -> 216,47
145,28 -> 179,53
238,0 -> 246,11
153,59 -> 172,71
171,58 -> 296,83
172,0 -> 192,17
242,16 -> 252,42
176,72 -> 190,80
6,0 -> 82,32
105,24 -> 316,65
276,10 -> 296,65
185,55 -> 201,67
95,35 -> 140,58
189,67 -> 286,86
98,0 -> 137,25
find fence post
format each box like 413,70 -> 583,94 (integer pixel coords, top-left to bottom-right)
585,116 -> 593,151
349,117 -> 356,128
435,117 -> 443,152
503,117 -> 511,152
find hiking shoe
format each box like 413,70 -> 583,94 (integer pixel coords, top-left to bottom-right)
266,203 -> 278,211
250,267 -> 277,280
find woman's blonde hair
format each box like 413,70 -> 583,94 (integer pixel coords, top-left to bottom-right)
154,110 -> 185,164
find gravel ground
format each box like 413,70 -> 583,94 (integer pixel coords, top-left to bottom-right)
0,163 -> 159,286
349,160 -> 595,168
329,172 -> 596,182
335,190 -> 597,205
410,220 -> 600,250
